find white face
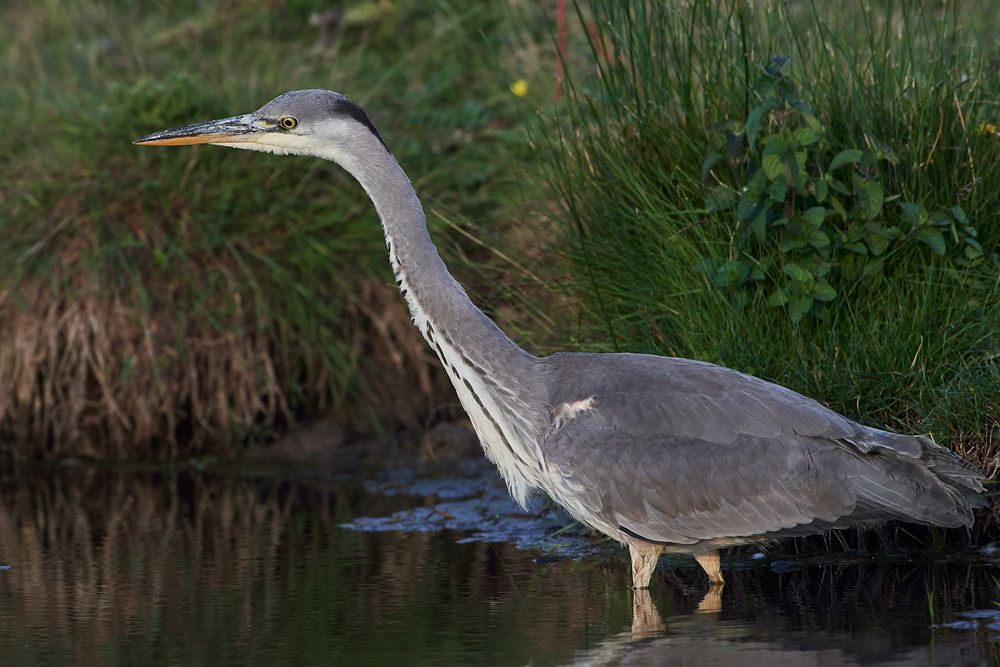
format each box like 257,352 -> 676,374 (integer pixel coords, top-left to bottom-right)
133,91 -> 394,214
222,115 -> 359,161
134,90 -> 389,171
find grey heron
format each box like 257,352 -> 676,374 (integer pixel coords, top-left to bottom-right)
135,90 -> 987,589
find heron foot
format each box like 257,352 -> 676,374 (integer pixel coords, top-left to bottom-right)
693,550 -> 724,584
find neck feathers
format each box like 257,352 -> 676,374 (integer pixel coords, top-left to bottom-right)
327,130 -> 548,504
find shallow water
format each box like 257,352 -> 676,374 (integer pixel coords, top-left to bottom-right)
1,459 -> 998,666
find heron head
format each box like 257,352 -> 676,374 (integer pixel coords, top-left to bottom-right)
133,89 -> 388,158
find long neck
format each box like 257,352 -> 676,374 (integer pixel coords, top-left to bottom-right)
328,135 -> 548,503
345,143 -> 533,376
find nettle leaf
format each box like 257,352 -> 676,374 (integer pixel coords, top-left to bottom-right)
763,154 -> 785,180
807,227 -> 830,249
804,114 -> 823,134
929,211 -> 951,227
860,148 -> 880,170
862,223 -> 896,255
790,151 -> 808,192
828,177 -> 851,196
715,260 -> 752,286
737,192 -> 765,221
747,97 -> 778,150
828,194 -> 847,221
771,54 -> 792,77
828,148 -> 863,171
791,100 -> 816,116
916,226 -> 946,256
751,207 -> 768,242
900,201 -> 926,226
793,128 -> 820,145
857,181 -> 884,219
782,262 -> 812,283
708,130 -> 727,150
754,75 -> 776,97
814,179 -> 828,203
951,206 -> 970,225
802,206 -> 825,228
706,186 -> 736,212
724,129 -> 741,157
763,136 -> 789,155
778,236 -> 808,251
749,266 -> 766,281
768,287 -> 789,307
788,295 -> 813,323
814,279 -> 837,302
868,223 -> 899,240
878,143 -> 899,164
794,149 -> 807,173
768,180 -> 787,202
702,152 -> 725,181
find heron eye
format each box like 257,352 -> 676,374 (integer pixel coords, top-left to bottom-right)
279,116 -> 298,130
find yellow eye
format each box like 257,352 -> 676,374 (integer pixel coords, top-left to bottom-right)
279,116 -> 298,130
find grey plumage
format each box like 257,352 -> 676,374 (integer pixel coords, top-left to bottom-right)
135,89 -> 988,589
543,354 -> 984,549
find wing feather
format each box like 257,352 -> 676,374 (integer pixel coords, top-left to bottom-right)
541,352 -> 984,545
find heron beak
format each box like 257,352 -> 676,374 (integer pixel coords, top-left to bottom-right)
133,113 -> 265,146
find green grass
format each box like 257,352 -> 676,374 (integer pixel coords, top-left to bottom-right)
3,0 -> 998,463
0,0 -> 548,457
537,0 -> 1000,449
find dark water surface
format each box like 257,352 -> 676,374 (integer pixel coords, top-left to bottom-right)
1,459 -> 998,666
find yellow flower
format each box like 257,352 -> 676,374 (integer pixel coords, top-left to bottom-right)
975,121 -> 997,136
510,79 -> 529,98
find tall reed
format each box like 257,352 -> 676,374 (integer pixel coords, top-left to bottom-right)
538,1 -> 1000,462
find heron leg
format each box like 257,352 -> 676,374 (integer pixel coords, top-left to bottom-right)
693,550 -> 724,584
624,536 -> 664,589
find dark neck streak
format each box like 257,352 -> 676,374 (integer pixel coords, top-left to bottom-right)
342,145 -> 545,469
361,152 -> 533,370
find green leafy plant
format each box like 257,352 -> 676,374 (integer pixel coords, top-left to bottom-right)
700,55 -> 988,323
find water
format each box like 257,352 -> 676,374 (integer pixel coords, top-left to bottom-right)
0,459 -> 997,666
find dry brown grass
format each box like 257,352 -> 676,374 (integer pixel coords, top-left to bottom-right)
0,0 -> 545,461
0,262 -> 454,459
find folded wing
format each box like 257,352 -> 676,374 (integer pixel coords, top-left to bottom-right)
542,353 -> 984,545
